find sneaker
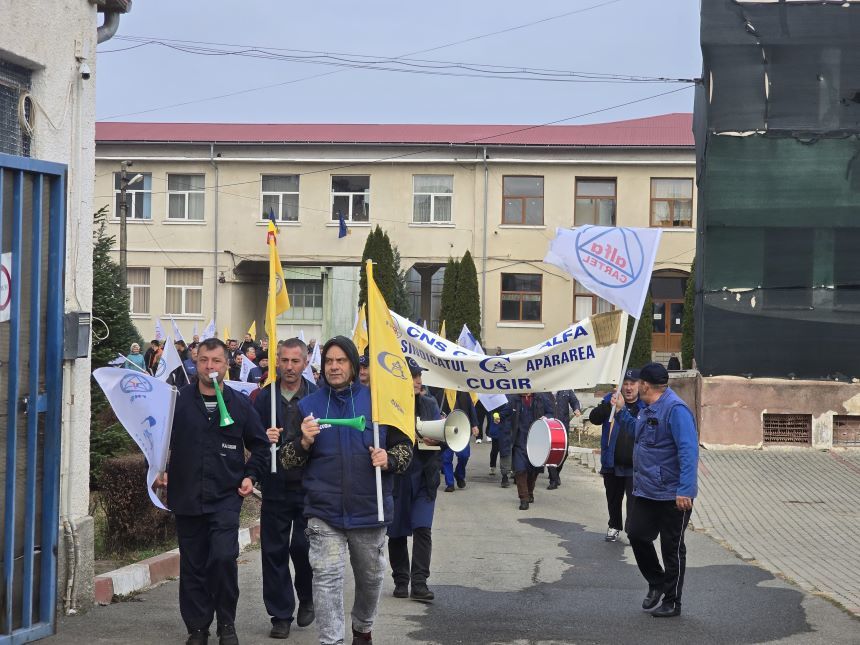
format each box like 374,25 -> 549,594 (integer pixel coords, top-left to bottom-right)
393,583 -> 408,598
410,583 -> 435,602
296,600 -> 315,627
269,620 -> 290,639
475,438 -> 482,444
456,477 -> 466,489
605,528 -> 621,542
216,624 -> 239,645
500,475 -> 510,488
651,601 -> 681,618
351,627 -> 373,644
186,629 -> 209,645
444,485 -> 455,492
489,467 -> 496,475
642,587 -> 663,611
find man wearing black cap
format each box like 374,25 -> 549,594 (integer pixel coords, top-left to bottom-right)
280,336 -> 413,645
358,351 -> 370,386
589,369 -> 644,541
388,358 -> 442,603
613,362 -> 698,618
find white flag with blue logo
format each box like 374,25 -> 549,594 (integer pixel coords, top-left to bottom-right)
239,354 -> 253,382
544,226 -> 662,319
456,325 -> 509,412
92,368 -> 177,510
170,317 -> 184,343
202,319 -> 216,340
225,380 -> 258,397
154,336 -> 182,382
154,318 -> 166,342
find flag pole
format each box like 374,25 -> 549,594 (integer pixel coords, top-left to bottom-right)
608,312 -> 637,426
366,260 -> 385,522
270,378 -> 277,473
117,353 -> 147,374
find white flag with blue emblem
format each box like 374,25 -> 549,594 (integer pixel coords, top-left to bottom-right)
154,318 -> 166,342
92,368 -> 177,510
302,341 -> 321,383
456,325 -> 509,412
170,317 -> 184,343
544,226 -> 662,318
202,319 -> 216,340
154,336 -> 182,382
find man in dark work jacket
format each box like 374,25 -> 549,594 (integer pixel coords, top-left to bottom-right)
157,338 -> 269,645
254,338 -> 317,639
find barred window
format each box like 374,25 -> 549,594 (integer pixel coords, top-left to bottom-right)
165,268 -> 203,315
279,280 -> 323,322
127,267 -> 150,315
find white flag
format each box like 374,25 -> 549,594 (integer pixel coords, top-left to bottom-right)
92,368 -> 177,510
298,329 -> 305,342
302,341 -> 320,383
154,318 -> 166,342
192,321 -> 199,338
154,336 -> 182,381
170,317 -> 184,343
544,226 -> 662,318
202,319 -> 216,340
456,324 -> 508,412
239,354 -> 253,382
225,380 -> 257,397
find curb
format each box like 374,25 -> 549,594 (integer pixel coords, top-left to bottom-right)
94,521 -> 261,605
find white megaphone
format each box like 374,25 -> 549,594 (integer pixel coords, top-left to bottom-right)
416,409 -> 471,452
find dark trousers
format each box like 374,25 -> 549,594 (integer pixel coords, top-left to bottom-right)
260,490 -> 313,623
627,496 -> 692,606
489,438 -> 500,468
175,511 -> 240,632
547,450 -> 568,485
388,527 -> 432,586
603,473 -> 634,530
475,404 -> 487,440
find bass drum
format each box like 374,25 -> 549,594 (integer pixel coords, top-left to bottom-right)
526,417 -> 568,468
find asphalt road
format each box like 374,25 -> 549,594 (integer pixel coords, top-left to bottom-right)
50,443 -> 860,644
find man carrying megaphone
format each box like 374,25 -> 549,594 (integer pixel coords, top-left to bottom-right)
153,338 -> 271,645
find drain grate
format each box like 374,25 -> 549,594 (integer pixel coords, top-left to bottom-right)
833,415 -> 860,447
763,413 -> 811,445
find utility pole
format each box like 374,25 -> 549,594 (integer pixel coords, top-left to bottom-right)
119,160 -> 131,286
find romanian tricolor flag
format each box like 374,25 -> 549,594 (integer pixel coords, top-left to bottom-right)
263,210 -> 290,386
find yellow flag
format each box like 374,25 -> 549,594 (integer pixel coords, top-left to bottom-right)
247,321 -> 257,340
366,260 -> 415,443
263,219 -> 290,386
440,321 -> 457,413
223,326 -> 230,341
352,304 -> 368,355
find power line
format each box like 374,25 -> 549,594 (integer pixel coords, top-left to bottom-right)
97,0 -> 632,120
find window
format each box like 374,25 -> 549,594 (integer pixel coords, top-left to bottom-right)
575,179 -> 616,227
503,176 -> 544,225
0,59 -> 32,156
650,178 -> 693,228
279,280 -> 324,321
165,268 -> 203,315
413,175 -> 453,223
573,281 -> 612,321
262,175 -> 299,222
113,172 -> 152,220
331,176 -> 370,222
127,267 -> 150,315
167,174 -> 205,220
500,273 -> 542,321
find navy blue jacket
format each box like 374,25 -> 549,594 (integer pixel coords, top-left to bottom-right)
289,381 -> 412,528
167,382 -> 270,516
592,393 -> 645,475
554,390 -> 581,428
616,387 -> 698,500
253,378 -> 318,498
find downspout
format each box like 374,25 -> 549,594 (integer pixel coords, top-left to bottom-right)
481,147 -> 489,338
210,144 -> 219,326
97,10 -> 122,44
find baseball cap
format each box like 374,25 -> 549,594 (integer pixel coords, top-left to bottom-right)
623,368 -> 640,382
639,362 -> 669,385
406,357 -> 426,377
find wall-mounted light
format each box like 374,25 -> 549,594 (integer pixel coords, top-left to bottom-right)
218,272 -> 226,284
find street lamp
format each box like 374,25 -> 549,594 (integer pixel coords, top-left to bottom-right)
118,161 -> 143,285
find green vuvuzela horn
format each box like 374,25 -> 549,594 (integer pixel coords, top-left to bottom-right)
316,416 -> 366,431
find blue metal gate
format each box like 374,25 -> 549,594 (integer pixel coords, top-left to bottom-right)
0,153 -> 66,643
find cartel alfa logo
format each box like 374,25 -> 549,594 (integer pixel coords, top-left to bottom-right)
120,373 -> 152,394
155,358 -> 167,378
575,226 -> 644,289
479,356 -> 512,374
376,351 -> 408,380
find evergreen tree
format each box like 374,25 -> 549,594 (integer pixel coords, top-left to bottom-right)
439,257 -> 460,340
681,258 -> 696,369
358,227 -> 380,307
454,250 -> 481,344
358,225 -> 398,308
390,245 -> 412,318
625,293 -> 654,370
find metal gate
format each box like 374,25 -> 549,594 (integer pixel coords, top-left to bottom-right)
0,153 -> 66,643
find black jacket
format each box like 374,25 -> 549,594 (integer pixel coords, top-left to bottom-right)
410,393 -> 443,501
167,382 -> 270,516
253,378 -> 318,498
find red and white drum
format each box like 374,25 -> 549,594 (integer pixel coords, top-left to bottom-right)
526,417 -> 569,468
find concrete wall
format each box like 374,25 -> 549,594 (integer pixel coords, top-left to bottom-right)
698,376 -> 860,449
94,142 -> 696,350
0,0 -> 99,613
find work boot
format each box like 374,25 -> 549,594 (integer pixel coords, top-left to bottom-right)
186,629 -> 209,645
352,627 -> 373,644
296,600 -> 315,627
269,620 -> 290,639
410,583 -> 435,602
456,477 -> 466,489
547,482 -> 558,490
518,499 -> 529,510
393,582 -> 409,598
500,475 -> 510,488
216,624 -> 239,645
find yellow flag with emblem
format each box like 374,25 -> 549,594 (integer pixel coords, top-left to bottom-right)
263,218 -> 290,386
366,260 -> 415,443
352,304 -> 368,355
439,321 -> 457,413
247,321 -> 257,340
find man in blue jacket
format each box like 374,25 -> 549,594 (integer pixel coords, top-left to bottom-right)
614,362 -> 698,618
589,369 -> 644,541
501,392 -> 556,510
280,336 -> 412,645
254,338 -> 317,639
157,338 -> 270,645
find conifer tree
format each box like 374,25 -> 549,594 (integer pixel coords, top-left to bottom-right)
454,250 -> 481,344
439,257 -> 460,340
681,259 -> 696,369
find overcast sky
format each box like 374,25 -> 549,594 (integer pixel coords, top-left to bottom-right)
95,0 -> 701,125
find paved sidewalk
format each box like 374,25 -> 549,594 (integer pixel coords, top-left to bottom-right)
693,449 -> 860,616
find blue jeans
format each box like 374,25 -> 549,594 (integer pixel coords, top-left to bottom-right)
306,517 -> 387,645
441,443 -> 471,486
